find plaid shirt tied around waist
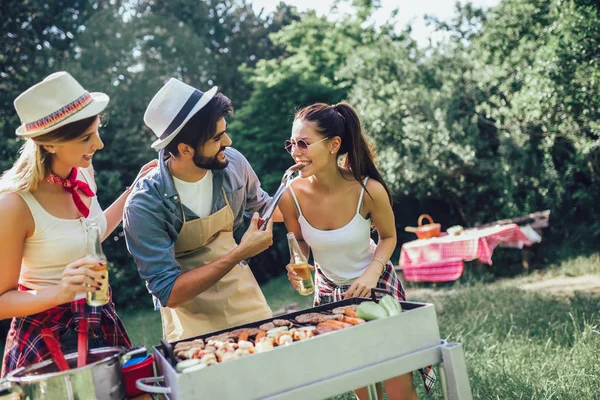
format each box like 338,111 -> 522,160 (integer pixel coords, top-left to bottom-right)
314,261 -> 436,393
1,285 -> 131,377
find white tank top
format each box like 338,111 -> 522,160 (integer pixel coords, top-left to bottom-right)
18,168 -> 107,300
289,177 -> 377,285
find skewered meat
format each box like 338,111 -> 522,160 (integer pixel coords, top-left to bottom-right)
290,328 -> 315,341
219,352 -> 239,362
178,347 -> 202,359
200,353 -> 217,365
295,313 -> 339,325
277,333 -> 293,346
237,340 -> 254,351
255,337 -> 275,353
234,348 -> 251,357
266,327 -> 289,338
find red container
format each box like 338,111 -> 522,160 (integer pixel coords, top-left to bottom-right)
122,353 -> 155,398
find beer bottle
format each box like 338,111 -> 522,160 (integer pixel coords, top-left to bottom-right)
85,220 -> 109,306
287,232 -> 315,296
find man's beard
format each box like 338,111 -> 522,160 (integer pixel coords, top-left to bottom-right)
193,148 -> 228,170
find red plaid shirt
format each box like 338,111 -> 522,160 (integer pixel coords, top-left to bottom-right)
1,285 -> 131,377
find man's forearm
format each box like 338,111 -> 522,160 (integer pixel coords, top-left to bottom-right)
166,245 -> 250,308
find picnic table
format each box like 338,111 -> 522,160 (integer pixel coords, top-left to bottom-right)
399,224 -> 541,282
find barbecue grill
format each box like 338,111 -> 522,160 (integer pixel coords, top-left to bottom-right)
137,295 -> 472,400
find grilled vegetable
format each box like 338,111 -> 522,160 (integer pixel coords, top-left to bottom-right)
356,301 -> 388,320
182,362 -> 208,373
176,358 -> 201,372
379,295 -> 402,316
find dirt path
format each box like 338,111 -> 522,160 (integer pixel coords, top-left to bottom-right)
404,274 -> 600,298
519,274 -> 600,296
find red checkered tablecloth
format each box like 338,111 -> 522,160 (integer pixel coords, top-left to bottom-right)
400,224 -> 535,269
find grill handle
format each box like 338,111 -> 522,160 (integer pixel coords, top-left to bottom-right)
136,376 -> 171,394
160,339 -> 177,367
370,288 -> 392,302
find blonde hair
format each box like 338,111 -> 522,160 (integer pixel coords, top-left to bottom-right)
0,115 -> 99,195
0,140 -> 51,194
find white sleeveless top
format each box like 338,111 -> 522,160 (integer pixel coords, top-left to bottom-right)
289,177 -> 377,285
18,168 -> 107,300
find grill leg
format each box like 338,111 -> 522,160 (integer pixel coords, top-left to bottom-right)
439,364 -> 449,400
440,343 -> 472,400
366,383 -> 378,400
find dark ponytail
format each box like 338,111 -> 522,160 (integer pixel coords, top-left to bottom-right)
295,102 -> 392,204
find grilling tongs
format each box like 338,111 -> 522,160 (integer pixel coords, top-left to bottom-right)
257,166 -> 299,230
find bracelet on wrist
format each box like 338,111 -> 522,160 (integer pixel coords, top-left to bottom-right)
372,258 -> 386,272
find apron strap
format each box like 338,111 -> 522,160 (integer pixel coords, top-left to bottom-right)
40,328 -> 70,371
77,316 -> 88,367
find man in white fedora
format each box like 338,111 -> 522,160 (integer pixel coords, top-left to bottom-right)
123,78 -> 276,341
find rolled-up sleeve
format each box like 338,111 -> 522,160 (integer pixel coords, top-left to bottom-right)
123,192 -> 180,308
239,154 -> 270,217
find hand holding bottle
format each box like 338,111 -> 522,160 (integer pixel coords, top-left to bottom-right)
286,232 -> 315,296
286,262 -> 315,292
56,255 -> 104,304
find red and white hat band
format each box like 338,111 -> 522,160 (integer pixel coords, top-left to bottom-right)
25,92 -> 93,133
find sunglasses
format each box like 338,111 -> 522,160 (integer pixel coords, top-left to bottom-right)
284,137 -> 329,154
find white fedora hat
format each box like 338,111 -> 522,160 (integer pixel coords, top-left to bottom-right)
144,78 -> 218,150
14,71 -> 109,138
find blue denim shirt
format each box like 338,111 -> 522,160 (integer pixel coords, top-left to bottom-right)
123,147 -> 271,309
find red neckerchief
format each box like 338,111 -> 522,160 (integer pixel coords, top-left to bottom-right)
45,168 -> 95,217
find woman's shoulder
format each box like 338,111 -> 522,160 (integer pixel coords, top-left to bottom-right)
0,191 -> 29,212
288,177 -> 311,193
364,176 -> 386,192
0,192 -> 33,232
362,177 -> 389,206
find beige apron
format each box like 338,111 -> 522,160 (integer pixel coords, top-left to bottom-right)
160,188 -> 272,342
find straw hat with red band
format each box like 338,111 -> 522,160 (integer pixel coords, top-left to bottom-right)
144,78 -> 218,150
14,71 -> 109,138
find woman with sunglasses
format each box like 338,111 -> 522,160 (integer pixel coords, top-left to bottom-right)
0,72 -> 156,377
279,102 -> 434,399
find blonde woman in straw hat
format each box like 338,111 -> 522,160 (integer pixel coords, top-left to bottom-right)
0,71 -> 156,377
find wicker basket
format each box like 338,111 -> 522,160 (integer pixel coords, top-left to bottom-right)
405,214 -> 441,239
